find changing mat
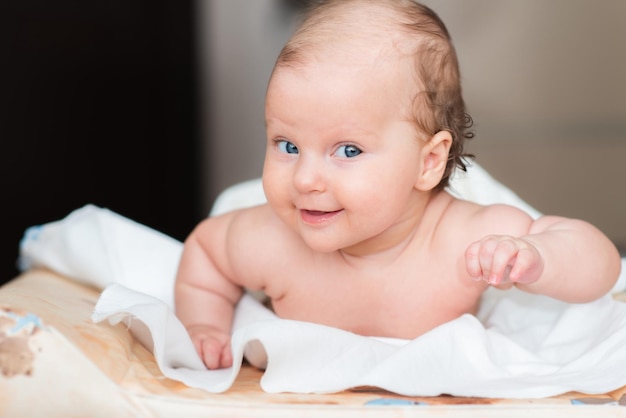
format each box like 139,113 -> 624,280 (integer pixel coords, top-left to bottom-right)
18,164 -> 626,399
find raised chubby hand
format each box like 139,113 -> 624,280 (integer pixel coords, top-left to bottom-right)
465,235 -> 544,287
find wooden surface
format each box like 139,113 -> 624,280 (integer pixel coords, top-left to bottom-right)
1,269 -> 626,417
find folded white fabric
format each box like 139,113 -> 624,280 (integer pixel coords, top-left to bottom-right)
18,205 -> 182,308
18,163 -> 626,398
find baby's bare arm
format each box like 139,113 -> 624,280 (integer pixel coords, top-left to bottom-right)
174,215 -> 244,369
514,216 -> 621,302
466,206 -> 621,302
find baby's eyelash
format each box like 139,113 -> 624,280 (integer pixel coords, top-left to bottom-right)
274,138 -> 299,154
335,143 -> 363,158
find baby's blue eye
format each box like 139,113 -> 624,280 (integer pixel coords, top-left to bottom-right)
277,140 -> 299,154
336,144 -> 362,158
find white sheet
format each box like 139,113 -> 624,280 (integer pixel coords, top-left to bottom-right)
18,163 -> 626,398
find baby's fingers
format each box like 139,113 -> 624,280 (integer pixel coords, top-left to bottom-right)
486,239 -> 520,285
508,245 -> 543,284
465,240 -> 486,279
220,343 -> 233,369
200,336 -> 233,370
465,236 -> 519,285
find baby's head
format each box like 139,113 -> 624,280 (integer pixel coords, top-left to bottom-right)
270,0 -> 473,190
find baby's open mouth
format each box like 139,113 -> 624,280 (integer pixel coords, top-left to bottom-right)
300,209 -> 342,224
303,209 -> 341,215
306,210 -> 332,216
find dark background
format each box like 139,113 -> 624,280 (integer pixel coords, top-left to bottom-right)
0,0 -> 202,284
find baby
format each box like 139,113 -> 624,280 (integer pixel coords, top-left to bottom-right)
175,0 -> 622,370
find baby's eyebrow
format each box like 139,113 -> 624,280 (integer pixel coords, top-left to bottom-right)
265,117 -> 279,128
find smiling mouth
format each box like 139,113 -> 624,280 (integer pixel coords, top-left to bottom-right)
300,209 -> 343,224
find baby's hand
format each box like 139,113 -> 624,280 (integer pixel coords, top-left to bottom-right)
465,235 -> 544,286
186,324 -> 233,370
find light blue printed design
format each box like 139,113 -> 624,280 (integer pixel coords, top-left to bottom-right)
20,225 -> 43,245
365,398 -> 427,406
6,312 -> 43,336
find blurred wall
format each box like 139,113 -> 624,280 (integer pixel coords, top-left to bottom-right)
198,0 -> 626,248
197,0 -> 300,209
428,0 -> 626,250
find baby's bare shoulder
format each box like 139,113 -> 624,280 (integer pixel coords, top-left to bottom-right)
223,205 -> 310,287
446,198 -> 534,236
226,204 -> 291,240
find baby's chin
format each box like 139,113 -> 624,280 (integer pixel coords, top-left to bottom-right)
273,209 -> 354,253
299,235 -> 342,254
294,228 -> 347,254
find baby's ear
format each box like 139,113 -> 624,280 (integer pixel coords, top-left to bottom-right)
415,130 -> 452,191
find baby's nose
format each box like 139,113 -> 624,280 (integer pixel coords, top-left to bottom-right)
293,156 -> 326,193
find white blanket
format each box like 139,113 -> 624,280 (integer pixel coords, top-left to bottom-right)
18,164 -> 626,398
